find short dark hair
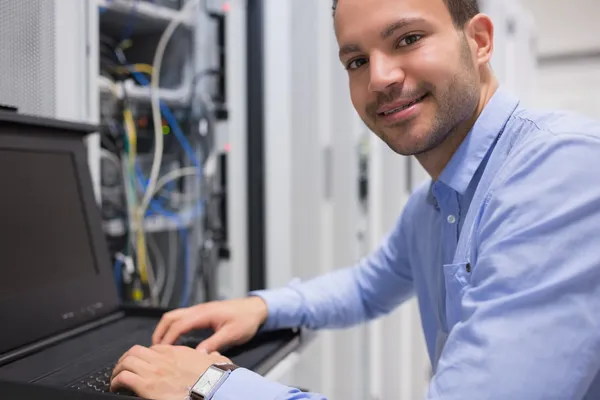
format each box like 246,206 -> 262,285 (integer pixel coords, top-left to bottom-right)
332,0 -> 479,28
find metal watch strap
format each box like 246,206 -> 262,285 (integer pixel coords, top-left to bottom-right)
212,363 -> 239,372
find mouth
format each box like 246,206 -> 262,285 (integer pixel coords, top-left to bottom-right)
377,93 -> 429,118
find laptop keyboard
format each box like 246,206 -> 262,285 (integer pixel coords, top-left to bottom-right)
65,330 -> 210,396
67,364 -> 118,393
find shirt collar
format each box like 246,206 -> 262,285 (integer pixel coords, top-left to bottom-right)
437,87 -> 520,195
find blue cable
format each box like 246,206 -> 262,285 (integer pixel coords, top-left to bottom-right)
122,63 -> 204,308
120,0 -> 140,43
129,68 -> 206,221
134,166 -> 194,307
132,147 -> 196,308
134,164 -> 169,215
129,70 -> 202,168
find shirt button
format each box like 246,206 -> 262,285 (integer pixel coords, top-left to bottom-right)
447,215 -> 456,224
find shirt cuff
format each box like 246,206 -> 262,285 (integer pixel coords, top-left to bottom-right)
250,281 -> 303,331
210,368 -> 293,400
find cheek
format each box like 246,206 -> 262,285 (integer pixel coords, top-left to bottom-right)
405,45 -> 459,90
349,83 -> 367,116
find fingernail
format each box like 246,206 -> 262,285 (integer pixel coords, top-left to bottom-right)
198,347 -> 208,354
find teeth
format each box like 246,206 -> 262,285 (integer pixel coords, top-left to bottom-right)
382,95 -> 424,116
383,106 -> 405,116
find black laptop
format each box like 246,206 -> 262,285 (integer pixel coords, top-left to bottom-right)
0,112 -> 301,398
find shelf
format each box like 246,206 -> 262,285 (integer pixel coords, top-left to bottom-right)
103,210 -> 199,236
98,77 -> 191,107
98,0 -> 194,35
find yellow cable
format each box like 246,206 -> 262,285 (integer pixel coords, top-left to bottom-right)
123,108 -> 149,285
120,63 -> 166,305
114,63 -> 154,77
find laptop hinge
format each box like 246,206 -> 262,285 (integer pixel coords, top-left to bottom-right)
0,311 -> 125,367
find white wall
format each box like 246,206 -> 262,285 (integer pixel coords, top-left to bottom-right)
533,59 -> 600,120
522,0 -> 600,57
522,0 -> 600,119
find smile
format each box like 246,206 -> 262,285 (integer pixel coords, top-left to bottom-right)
378,94 -> 429,117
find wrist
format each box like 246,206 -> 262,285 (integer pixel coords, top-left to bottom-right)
189,363 -> 239,400
248,295 -> 269,325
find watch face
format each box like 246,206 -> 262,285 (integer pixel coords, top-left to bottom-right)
192,367 -> 226,396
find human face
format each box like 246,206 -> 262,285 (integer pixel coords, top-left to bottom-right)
334,0 -> 481,156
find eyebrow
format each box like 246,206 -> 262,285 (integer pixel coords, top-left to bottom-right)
380,17 -> 426,40
338,17 -> 426,59
339,44 -> 362,58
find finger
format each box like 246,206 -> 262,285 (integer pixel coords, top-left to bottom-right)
196,327 -> 234,353
118,345 -> 161,366
111,355 -> 153,381
152,308 -> 188,345
110,370 -> 146,393
117,344 -> 153,364
160,317 -> 201,345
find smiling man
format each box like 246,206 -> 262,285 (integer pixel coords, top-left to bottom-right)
338,0 -> 485,170
110,0 -> 600,399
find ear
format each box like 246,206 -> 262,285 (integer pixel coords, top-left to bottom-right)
465,14 -> 494,66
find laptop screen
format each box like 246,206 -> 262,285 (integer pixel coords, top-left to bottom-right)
0,140 -> 119,356
0,150 -> 99,289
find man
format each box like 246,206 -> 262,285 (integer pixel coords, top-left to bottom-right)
110,0 -> 600,398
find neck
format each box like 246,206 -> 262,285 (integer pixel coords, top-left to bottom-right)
416,77 -> 499,180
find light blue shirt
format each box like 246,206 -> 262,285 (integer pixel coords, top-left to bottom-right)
212,88 -> 600,400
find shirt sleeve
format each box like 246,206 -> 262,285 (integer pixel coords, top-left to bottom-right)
211,369 -> 327,400
428,132 -> 600,399
250,200 -> 416,331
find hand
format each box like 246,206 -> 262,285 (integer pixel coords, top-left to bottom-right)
110,344 -> 232,399
152,297 -> 269,353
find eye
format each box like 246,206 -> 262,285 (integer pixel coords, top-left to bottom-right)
346,57 -> 368,71
397,34 -> 423,48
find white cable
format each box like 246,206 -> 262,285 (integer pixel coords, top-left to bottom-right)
99,75 -> 120,98
150,164 -> 200,306
151,167 -> 199,199
139,0 -> 199,218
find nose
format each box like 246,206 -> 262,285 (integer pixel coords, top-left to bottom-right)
368,52 -> 405,93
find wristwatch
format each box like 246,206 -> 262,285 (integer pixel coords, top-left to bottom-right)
189,363 -> 239,400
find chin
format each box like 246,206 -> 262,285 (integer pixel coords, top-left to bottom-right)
379,123 -> 436,156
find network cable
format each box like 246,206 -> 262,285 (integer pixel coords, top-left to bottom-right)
121,73 -> 192,306
108,0 -> 203,306
128,64 -> 205,307
142,0 -> 200,222
123,65 -> 202,170
134,167 -> 193,307
123,108 -> 160,305
112,1 -> 202,215
126,62 -> 206,307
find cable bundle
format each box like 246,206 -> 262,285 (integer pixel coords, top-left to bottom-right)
103,0 -> 204,308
